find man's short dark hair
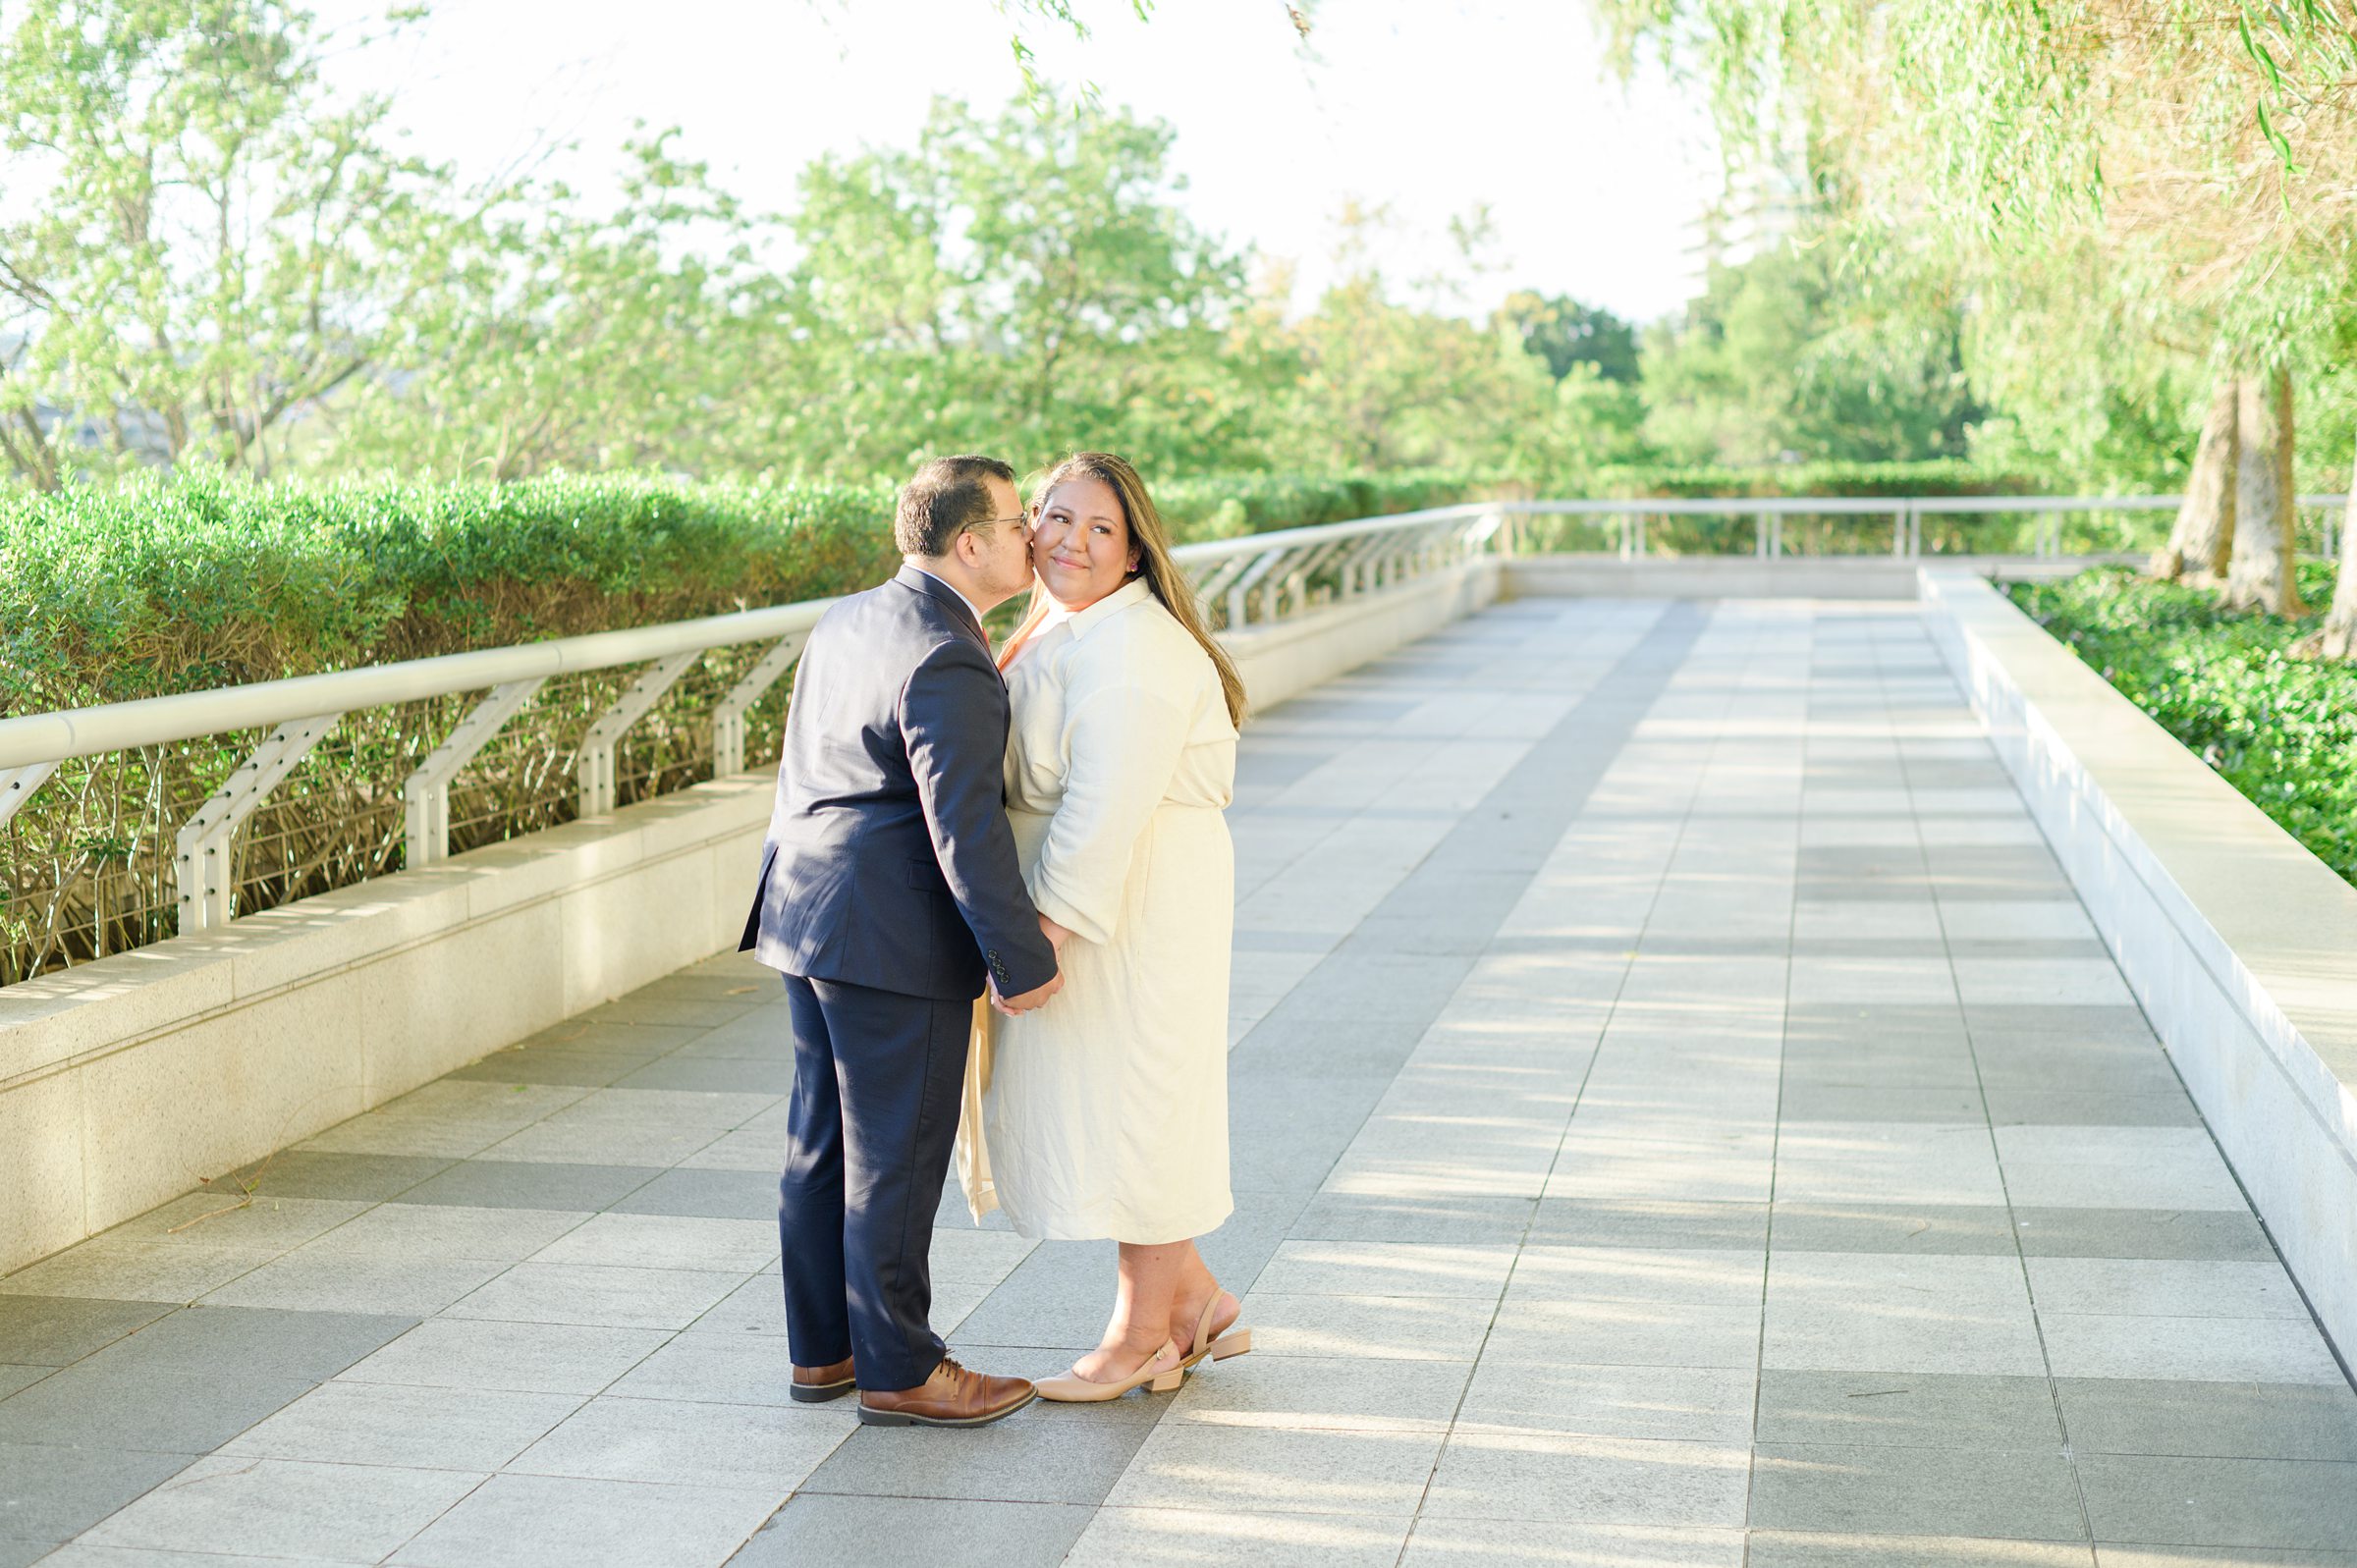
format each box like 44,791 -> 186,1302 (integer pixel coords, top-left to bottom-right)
895,455 -> 1015,558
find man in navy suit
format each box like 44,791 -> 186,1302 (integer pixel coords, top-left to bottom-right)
742,455 -> 1062,1427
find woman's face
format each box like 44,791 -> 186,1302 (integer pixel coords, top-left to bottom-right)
1031,476 -> 1140,610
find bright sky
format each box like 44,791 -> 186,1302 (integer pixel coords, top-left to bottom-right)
313,0 -> 1724,323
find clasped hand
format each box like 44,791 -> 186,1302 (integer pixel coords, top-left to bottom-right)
990,913 -> 1075,1017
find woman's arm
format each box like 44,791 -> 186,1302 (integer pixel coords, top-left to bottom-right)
1029,679 -> 1193,946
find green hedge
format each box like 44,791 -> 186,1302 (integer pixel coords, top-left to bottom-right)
1588,459 -> 2042,500
2008,566 -> 2357,888
0,471 -> 904,711
1156,468 -> 1512,538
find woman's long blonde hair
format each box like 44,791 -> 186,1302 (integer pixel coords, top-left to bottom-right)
1005,452 -> 1248,728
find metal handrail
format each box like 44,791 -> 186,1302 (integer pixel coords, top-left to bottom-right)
0,600 -> 838,772
1509,493 -> 2349,515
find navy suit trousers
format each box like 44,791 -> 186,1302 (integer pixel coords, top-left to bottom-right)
777,973 -> 970,1391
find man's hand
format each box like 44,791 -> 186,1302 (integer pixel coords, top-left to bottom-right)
1039,913 -> 1074,951
994,968 -> 1063,1016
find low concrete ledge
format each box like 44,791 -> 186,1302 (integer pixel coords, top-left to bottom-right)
1224,558 -> 1501,710
1920,568 -> 2357,1361
0,775 -> 773,1273
0,564 -> 1505,1275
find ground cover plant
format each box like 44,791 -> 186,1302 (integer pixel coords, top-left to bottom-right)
2009,566 -> 2357,888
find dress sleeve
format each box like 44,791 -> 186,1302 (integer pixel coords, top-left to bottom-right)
1028,673 -> 1193,946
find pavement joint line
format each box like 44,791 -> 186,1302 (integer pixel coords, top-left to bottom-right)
1741,603 -> 1807,1567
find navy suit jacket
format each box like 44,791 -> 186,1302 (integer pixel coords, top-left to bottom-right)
740,565 -> 1059,1003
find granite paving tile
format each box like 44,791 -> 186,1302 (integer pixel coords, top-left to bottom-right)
528,1214 -> 778,1273
1454,1359 -> 1755,1443
74,1304 -> 415,1383
608,1167 -> 778,1221
107,1195 -> 370,1253
298,1204 -> 590,1264
337,1318 -> 670,1396
1752,1369 -> 2062,1450
2040,1313 -> 2348,1384
82,1454 -> 484,1562
0,1359 -> 314,1453
1770,1203 -> 2019,1257
219,1379 -> 581,1470
2056,1379 -> 2357,1461
2092,1550 -> 2357,1567
802,1399 -> 1162,1505
1420,1429 -> 1750,1527
1065,1505 -> 1414,1567
0,1442 -> 195,1550
1526,1198 -> 1769,1251
728,1495 -> 1092,1568
0,1241 -> 279,1305
392,1161 -> 664,1212
215,1150 -> 450,1203
444,1262 -> 745,1331
1400,1518 -> 1745,1566
0,1296 -> 174,1367
389,1470 -> 781,1568
1162,1352 -> 1473,1433
1749,1443 -> 2086,1541
1235,1291 -> 1498,1362
1746,1533 -> 2095,1566
199,1252 -> 509,1317
506,1393 -> 850,1488
2076,1455 -> 2357,1550
2024,1259 -> 2309,1321
2007,1209 -> 2275,1263
1105,1421 -> 1448,1517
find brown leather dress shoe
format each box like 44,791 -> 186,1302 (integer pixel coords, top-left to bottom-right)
792,1356 -> 856,1404
857,1354 -> 1036,1428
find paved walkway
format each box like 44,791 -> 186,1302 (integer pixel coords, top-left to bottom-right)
4,598 -> 2355,1568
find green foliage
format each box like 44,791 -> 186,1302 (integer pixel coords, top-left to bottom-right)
1155,467 -> 1511,540
1495,292 -> 1641,385
1590,458 -> 2029,498
0,471 -> 900,710
1641,244 -> 1980,467
2009,566 -> 2357,887
0,0 -> 482,487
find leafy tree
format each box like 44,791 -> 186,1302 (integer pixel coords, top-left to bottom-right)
774,98 -> 1278,480
1639,242 -> 1977,466
1495,291 -> 1641,385
0,0 -> 483,488
321,135 -> 778,481
1596,0 -> 2357,624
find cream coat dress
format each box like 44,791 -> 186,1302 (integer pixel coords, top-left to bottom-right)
982,576 -> 1238,1244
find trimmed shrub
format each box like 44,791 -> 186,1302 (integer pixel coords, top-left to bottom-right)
1,470 -> 902,712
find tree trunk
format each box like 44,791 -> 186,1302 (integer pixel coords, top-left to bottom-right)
2221,368 -> 2307,616
2307,451 -> 2357,659
2153,377 -> 2238,581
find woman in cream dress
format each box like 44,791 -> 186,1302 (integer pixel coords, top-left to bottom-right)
985,452 -> 1254,1401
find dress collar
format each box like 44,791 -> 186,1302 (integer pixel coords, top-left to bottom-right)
1051,576 -> 1154,640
